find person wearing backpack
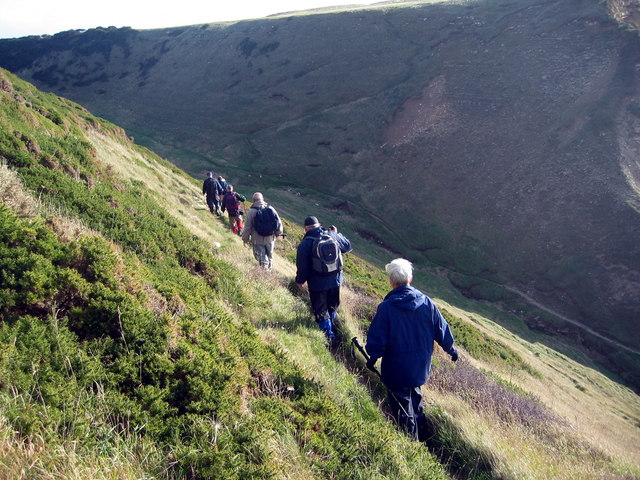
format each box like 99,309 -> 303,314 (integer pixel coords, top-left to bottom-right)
217,176 -> 228,192
295,216 -> 352,342
202,172 -> 223,216
242,192 -> 283,269
221,184 -> 246,235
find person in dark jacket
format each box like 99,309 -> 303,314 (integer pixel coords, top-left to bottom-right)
221,184 -> 246,235
366,258 -> 458,441
202,172 -> 223,215
295,216 -> 352,341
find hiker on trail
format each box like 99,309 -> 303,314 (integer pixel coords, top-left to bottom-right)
242,192 -> 283,269
217,176 -> 228,192
221,184 -> 246,235
365,258 -> 458,441
295,216 -> 351,341
202,172 -> 223,215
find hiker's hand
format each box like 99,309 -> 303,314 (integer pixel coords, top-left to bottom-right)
366,357 -> 377,371
450,349 -> 459,362
297,283 -> 305,290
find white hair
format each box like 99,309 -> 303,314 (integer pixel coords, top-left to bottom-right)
252,192 -> 263,202
385,258 -> 413,286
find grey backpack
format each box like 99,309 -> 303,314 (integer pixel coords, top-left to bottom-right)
311,231 -> 343,273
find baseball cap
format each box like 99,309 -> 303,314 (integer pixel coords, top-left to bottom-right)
304,216 -> 319,226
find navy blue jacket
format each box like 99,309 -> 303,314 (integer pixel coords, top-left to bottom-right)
295,227 -> 352,292
203,177 -> 223,199
366,285 -> 456,389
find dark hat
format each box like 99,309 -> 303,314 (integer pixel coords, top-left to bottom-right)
304,216 -> 319,226
207,171 -> 213,176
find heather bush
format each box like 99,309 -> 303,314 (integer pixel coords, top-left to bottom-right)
429,358 -> 558,430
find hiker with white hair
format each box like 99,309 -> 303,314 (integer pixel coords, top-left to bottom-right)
242,192 -> 283,269
366,258 -> 458,441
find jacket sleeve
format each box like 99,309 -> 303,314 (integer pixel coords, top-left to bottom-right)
274,209 -> 283,236
295,240 -> 311,285
432,304 -> 455,354
366,303 -> 388,360
330,232 -> 352,254
241,208 -> 254,242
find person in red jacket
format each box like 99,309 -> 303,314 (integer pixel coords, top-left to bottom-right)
221,185 -> 246,235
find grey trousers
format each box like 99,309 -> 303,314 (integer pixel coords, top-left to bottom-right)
252,242 -> 275,268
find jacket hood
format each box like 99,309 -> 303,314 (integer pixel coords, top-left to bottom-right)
303,226 -> 323,238
384,286 -> 425,311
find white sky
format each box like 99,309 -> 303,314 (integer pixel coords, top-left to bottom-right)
0,0 -> 379,38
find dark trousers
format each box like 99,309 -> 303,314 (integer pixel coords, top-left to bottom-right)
206,195 -> 220,213
309,286 -> 340,323
387,386 -> 427,441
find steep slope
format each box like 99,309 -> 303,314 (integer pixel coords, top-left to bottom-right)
1,68 -> 639,479
0,68 -> 452,479
0,0 -> 638,367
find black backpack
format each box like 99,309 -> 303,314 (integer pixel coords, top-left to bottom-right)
252,204 -> 279,236
311,231 -> 343,274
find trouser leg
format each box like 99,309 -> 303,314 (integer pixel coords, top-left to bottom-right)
252,243 -> 274,269
326,286 -> 340,325
229,215 -> 240,233
309,289 -> 335,338
387,386 -> 424,441
206,196 -> 215,214
264,240 -> 274,268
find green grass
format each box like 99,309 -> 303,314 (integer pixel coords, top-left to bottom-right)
441,310 -> 539,377
0,68 -> 451,479
1,66 -> 639,480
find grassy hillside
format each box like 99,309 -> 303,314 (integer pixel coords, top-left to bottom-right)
0,0 -> 638,390
1,69 -> 639,479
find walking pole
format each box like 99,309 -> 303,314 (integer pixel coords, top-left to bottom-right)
351,337 -> 380,376
351,336 -> 413,421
